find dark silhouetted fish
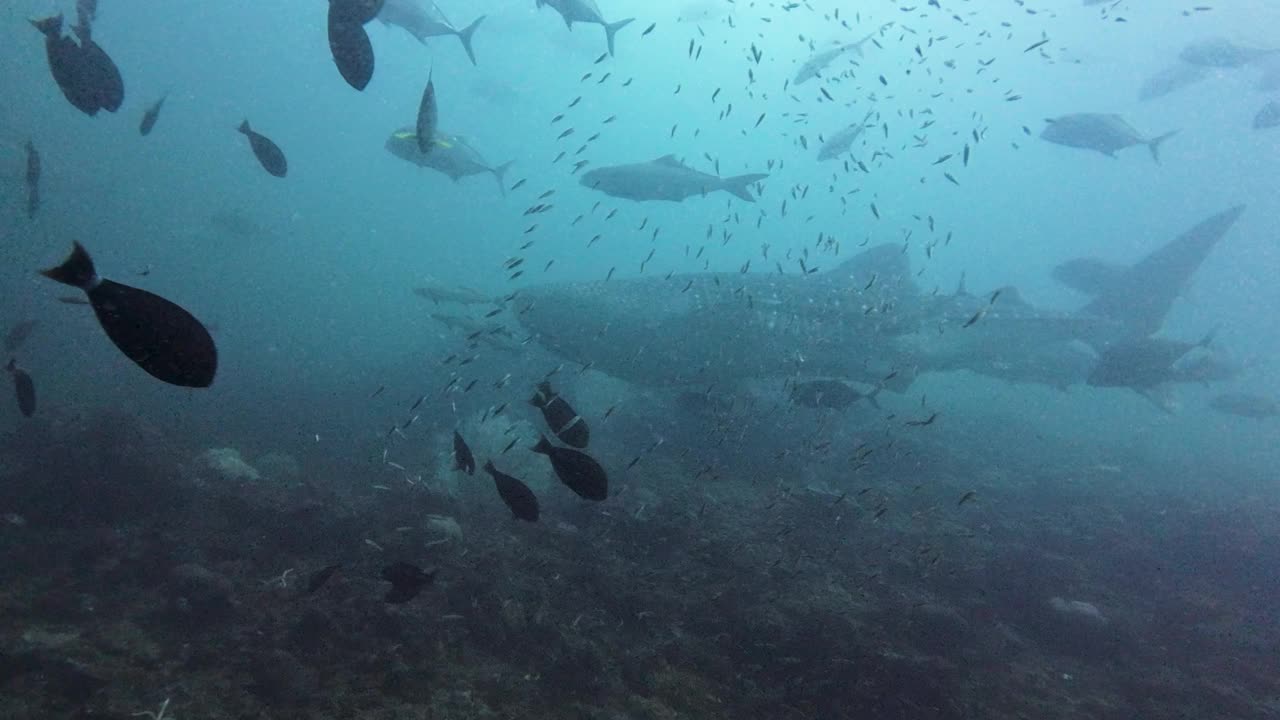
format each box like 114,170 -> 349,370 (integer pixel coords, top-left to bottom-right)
139,94 -> 166,136
1138,63 -> 1209,102
1087,331 -> 1215,390
1209,393 -> 1278,419
305,564 -> 342,594
328,0 -> 380,91
1253,101 -> 1280,130
453,430 -> 475,474
1179,38 -> 1278,68
791,379 -> 881,410
530,381 -> 589,448
385,127 -> 512,194
69,18 -> 123,113
24,142 -> 39,220
535,0 -> 634,56
31,15 -> 101,116
238,120 -> 288,177
532,434 -> 607,501
40,242 -> 218,388
483,460 -> 540,522
416,71 -> 438,154
378,0 -> 485,65
1040,113 -> 1177,163
4,320 -> 38,353
580,155 -> 767,203
381,562 -> 435,603
6,359 -> 36,418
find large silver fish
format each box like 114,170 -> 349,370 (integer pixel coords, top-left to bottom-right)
535,0 -> 634,56
579,155 -> 767,203
385,127 -> 512,193
378,0 -> 485,64
793,23 -> 892,85
1040,113 -> 1178,163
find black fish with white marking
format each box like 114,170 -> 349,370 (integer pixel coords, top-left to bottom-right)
139,94 -> 167,136
238,120 -> 288,177
40,243 -> 218,388
24,142 -> 40,220
483,460 -> 540,522
533,435 -> 607,501
6,359 -> 35,418
453,430 -> 475,474
380,562 -> 435,603
530,381 -> 589,448
1040,114 -> 1177,163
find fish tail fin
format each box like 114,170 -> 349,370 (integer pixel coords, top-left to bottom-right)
491,161 -> 514,196
532,435 -> 553,455
1147,130 -> 1178,163
30,15 -> 62,36
40,242 -> 98,290
457,15 -> 485,65
238,119 -> 251,135
867,385 -> 883,410
721,173 -> 769,202
604,18 -> 634,56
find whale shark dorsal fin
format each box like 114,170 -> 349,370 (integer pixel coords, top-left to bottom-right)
653,154 -> 684,167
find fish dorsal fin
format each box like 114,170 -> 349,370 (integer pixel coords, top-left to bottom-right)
828,243 -> 910,286
653,154 -> 685,167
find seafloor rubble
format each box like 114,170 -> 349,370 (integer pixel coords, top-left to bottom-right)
0,406 -> 1276,719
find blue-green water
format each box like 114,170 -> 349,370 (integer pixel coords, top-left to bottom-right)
1,1 -> 1278,718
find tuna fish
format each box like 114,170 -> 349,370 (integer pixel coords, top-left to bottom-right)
579,155 -> 767,203
1040,113 -> 1178,163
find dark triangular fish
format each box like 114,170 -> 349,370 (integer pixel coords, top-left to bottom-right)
529,381 -> 589,448
139,94 -> 166,136
532,434 -> 607,501
380,561 -> 435,603
24,141 -> 40,220
6,359 -> 36,418
70,23 -> 124,113
483,460 -> 540,522
40,243 -> 218,388
31,16 -> 101,116
237,120 -> 288,177
328,3 -> 376,91
416,70 -> 438,154
305,564 -> 342,594
453,429 -> 475,475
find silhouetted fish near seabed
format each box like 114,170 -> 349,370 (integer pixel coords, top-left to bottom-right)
238,120 -> 288,177
40,243 -> 218,388
533,434 -> 607,501
530,381 -> 589,448
305,564 -> 342,594
6,359 -> 36,418
453,430 -> 475,475
417,71 -> 438,154
381,562 -> 435,603
139,94 -> 166,136
483,460 -> 540,522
